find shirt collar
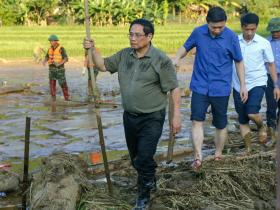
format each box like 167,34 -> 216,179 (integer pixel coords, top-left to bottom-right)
202,24 -> 226,39
268,35 -> 280,42
268,36 -> 273,41
239,33 -> 259,43
130,44 -> 154,58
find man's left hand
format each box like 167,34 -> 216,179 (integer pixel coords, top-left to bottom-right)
274,87 -> 280,101
172,114 -> 181,134
240,86 -> 248,103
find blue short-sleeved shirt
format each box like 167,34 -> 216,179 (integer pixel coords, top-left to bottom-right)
268,36 -> 280,74
184,24 -> 243,97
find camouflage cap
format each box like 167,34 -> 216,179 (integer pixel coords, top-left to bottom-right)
267,17 -> 280,32
48,34 -> 59,41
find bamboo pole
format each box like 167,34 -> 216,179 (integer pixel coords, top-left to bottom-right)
22,116 -> 31,210
84,0 -> 113,195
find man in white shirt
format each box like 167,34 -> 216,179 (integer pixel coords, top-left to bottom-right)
232,13 -> 280,152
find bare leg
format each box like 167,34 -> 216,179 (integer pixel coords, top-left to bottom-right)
240,123 -> 251,138
248,113 -> 264,128
240,123 -> 252,152
214,128 -> 227,158
249,113 -> 267,143
191,120 -> 204,160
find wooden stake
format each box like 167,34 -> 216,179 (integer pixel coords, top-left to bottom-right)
22,116 -> 31,210
84,0 -> 113,195
276,122 -> 280,210
166,92 -> 175,164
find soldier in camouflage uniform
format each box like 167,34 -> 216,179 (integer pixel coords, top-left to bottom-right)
43,34 -> 70,101
265,18 -> 280,142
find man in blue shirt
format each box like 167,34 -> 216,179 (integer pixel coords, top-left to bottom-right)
232,13 -> 280,152
173,7 -> 247,170
265,17 -> 280,143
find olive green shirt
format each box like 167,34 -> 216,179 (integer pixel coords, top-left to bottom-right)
104,45 -> 178,114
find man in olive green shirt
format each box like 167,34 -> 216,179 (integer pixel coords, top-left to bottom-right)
84,19 -> 181,210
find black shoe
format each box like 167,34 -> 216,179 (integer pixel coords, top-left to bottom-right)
132,197 -> 150,210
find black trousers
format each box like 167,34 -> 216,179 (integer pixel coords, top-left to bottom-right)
123,109 -> 165,181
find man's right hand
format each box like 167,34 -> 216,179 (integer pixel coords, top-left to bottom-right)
172,57 -> 180,67
83,38 -> 94,50
240,86 -> 248,103
82,67 -> 87,76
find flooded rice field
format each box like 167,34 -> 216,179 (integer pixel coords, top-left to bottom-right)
0,58 -> 263,163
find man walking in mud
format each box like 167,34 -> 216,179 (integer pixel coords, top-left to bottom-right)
42,34 -> 70,101
173,7 -> 247,170
232,13 -> 280,152
265,17 -> 280,144
84,18 -> 181,210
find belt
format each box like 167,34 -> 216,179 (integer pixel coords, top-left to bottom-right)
125,111 -> 148,117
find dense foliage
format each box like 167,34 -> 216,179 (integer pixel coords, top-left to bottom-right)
0,0 -> 279,26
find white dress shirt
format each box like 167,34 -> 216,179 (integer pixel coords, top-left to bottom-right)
232,33 -> 274,92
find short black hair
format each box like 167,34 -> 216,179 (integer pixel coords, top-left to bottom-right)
240,13 -> 259,26
206,7 -> 227,23
129,18 -> 154,35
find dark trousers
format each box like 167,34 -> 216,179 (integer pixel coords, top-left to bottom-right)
265,74 -> 280,129
123,109 -> 165,181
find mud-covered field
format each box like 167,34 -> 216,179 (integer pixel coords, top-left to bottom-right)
0,57 -> 276,209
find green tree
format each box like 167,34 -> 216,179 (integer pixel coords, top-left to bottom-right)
23,0 -> 58,25
0,0 -> 25,25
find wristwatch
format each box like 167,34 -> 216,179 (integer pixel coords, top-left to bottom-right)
274,82 -> 279,88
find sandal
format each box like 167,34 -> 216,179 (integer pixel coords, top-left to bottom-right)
191,159 -> 202,171
0,163 -> 11,171
214,156 -> 222,161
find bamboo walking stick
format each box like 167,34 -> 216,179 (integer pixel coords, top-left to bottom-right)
84,0 -> 113,195
166,92 -> 175,164
166,66 -> 178,164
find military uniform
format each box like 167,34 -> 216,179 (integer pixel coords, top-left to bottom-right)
265,18 -> 280,140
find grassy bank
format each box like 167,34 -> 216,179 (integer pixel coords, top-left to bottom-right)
0,22 -> 269,60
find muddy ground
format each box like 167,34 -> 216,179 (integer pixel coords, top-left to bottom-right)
0,56 -> 275,209
0,57 -> 196,162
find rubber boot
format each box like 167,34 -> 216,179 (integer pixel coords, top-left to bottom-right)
243,132 -> 252,153
133,177 -> 155,210
49,80 -> 56,101
61,83 -> 70,101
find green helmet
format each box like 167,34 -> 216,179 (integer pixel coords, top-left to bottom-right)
48,34 -> 59,41
267,17 -> 280,32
